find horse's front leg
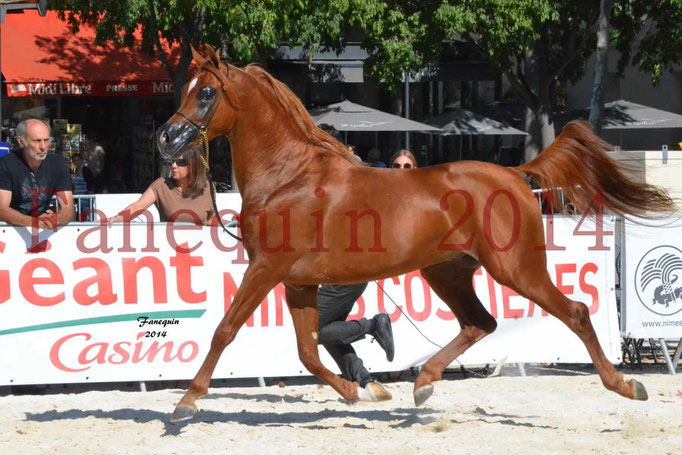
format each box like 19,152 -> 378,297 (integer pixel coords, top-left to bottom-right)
171,263 -> 281,422
284,284 -> 390,402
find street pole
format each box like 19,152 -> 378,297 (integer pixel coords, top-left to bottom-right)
404,72 -> 409,150
1,7 -> 4,139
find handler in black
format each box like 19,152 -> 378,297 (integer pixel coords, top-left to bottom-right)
0,118 -> 74,229
317,283 -> 395,399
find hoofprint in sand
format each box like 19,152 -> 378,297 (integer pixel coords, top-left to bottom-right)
2,372 -> 681,455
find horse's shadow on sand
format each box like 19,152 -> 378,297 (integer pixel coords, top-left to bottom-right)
200,391 -> 338,404
25,406 -> 442,436
23,391 -> 564,437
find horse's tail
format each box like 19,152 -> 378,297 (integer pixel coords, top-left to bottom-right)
515,120 -> 676,217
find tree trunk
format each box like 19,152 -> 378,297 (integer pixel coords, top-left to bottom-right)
589,0 -> 613,134
517,38 -> 556,163
524,107 -> 554,162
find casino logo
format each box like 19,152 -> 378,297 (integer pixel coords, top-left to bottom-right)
634,246 -> 682,316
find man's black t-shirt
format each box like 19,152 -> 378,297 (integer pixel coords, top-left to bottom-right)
0,150 -> 72,216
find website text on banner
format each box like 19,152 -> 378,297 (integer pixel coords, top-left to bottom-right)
622,216 -> 682,339
0,201 -> 619,386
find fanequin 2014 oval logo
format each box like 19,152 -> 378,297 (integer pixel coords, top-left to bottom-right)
634,245 -> 682,316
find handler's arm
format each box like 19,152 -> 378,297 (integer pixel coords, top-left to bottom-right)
107,187 -> 157,226
0,189 -> 35,226
55,190 -> 74,225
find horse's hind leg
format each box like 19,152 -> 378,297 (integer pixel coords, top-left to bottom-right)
283,284 -> 391,402
415,255 -> 497,406
171,264 -> 281,422
504,272 -> 647,401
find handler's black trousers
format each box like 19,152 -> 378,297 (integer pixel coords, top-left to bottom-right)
317,283 -> 373,387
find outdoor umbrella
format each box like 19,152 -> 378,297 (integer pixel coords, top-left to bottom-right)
555,99 -> 682,148
588,100 -> 682,130
423,107 -> 527,136
423,107 -> 527,161
309,100 -> 441,132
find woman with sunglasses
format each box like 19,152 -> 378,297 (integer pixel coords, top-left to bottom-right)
389,149 -> 418,169
108,148 -> 214,226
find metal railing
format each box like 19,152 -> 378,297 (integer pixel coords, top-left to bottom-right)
73,194 -> 97,221
531,187 -> 567,213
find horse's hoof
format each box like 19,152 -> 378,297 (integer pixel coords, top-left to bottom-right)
632,380 -> 648,401
414,383 -> 434,406
170,404 -> 198,423
358,382 -> 392,402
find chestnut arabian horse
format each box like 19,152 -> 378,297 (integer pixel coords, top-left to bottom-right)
157,46 -> 675,422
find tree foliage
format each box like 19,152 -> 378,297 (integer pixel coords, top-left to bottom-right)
50,1 -> 682,157
50,0 -> 333,106
356,0 -> 682,158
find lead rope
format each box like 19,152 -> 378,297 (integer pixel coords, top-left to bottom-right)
374,281 -> 487,378
198,126 -> 242,242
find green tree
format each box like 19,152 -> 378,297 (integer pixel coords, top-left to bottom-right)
49,0 -> 682,160
431,0 -> 682,160
51,0 -> 315,107
589,0 -> 614,135
350,1 -> 682,160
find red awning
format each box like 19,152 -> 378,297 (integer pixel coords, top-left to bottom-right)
1,10 -> 180,97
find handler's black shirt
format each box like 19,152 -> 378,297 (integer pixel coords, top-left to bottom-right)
0,150 -> 72,216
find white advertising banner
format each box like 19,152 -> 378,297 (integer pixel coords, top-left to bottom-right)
622,216 -> 682,338
0,203 -> 619,386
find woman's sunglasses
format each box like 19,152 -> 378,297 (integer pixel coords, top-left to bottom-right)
171,158 -> 189,167
392,162 -> 412,169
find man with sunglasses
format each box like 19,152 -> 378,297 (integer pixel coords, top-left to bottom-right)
0,118 -> 74,229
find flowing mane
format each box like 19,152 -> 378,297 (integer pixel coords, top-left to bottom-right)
243,65 -> 359,164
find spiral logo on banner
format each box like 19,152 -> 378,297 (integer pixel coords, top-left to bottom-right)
635,246 -> 682,316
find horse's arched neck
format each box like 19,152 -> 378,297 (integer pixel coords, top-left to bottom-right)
226,98 -> 304,197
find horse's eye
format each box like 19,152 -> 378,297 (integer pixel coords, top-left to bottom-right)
198,87 -> 215,101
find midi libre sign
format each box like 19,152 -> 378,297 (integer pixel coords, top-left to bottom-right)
0,195 -> 621,385
7,81 -> 174,97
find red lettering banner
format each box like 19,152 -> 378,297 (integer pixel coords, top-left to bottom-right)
7,81 -> 174,98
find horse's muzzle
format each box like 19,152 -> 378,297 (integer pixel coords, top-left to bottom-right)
156,121 -> 198,160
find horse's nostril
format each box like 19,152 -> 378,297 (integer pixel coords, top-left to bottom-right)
160,131 -> 169,144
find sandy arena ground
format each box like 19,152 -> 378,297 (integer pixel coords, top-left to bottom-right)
1,368 -> 681,455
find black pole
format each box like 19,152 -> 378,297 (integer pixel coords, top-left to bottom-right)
0,8 -> 4,139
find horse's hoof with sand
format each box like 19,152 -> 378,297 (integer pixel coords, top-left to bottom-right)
357,382 -> 392,402
170,404 -> 198,423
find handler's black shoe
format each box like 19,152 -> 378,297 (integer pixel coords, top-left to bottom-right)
371,313 -> 395,362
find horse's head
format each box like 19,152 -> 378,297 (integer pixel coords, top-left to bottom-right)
157,45 -> 238,161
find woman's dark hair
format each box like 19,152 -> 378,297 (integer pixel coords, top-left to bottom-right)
181,148 -> 209,198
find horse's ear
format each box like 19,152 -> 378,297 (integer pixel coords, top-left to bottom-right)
204,44 -> 222,67
191,45 -> 205,65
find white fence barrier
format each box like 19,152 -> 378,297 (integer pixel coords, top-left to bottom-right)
0,201 -> 620,385
621,216 -> 682,339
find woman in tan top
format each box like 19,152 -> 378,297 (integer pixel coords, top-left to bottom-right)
108,148 -> 214,226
